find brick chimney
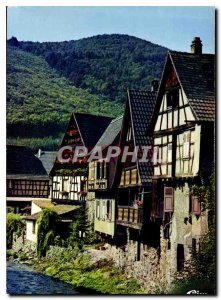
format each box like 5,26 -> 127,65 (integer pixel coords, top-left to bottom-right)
151,80 -> 159,92
191,37 -> 202,54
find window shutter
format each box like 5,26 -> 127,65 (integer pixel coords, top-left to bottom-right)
192,195 -> 201,215
96,201 -> 100,218
103,201 -> 106,219
164,187 -> 174,212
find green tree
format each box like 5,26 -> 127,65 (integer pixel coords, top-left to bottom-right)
193,171 -> 216,291
37,208 -> 59,257
68,204 -> 91,249
6,213 -> 25,249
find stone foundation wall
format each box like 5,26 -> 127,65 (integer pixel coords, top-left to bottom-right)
12,234 -> 37,259
104,235 -> 171,293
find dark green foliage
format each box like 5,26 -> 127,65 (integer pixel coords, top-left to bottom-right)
37,208 -> 59,257
7,46 -> 122,149
36,250 -> 143,294
6,136 -> 62,152
12,34 -> 167,103
68,204 -> 90,249
171,277 -> 215,295
192,170 -> 216,292
7,35 -> 167,150
6,213 -> 25,249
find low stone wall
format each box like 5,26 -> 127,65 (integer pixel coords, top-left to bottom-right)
12,234 -> 37,259
104,238 -> 170,293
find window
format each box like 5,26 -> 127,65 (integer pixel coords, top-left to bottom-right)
102,161 -> 107,179
191,195 -> 201,215
177,244 -> 184,272
102,201 -> 107,219
153,146 -> 161,165
96,162 -> 100,179
183,132 -> 190,159
166,89 -> 179,109
167,143 -> 172,163
62,178 -> 69,192
164,187 -> 174,212
107,200 -> 111,220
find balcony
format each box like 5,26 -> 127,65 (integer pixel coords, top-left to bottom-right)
88,178 -> 107,191
116,206 -> 143,229
120,167 -> 140,186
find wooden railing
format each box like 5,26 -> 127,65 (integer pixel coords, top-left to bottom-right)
117,206 -> 143,226
120,167 -> 139,186
88,178 -> 107,190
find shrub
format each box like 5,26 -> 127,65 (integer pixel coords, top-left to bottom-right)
6,213 -> 25,249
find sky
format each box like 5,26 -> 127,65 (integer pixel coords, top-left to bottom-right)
7,6 -> 215,53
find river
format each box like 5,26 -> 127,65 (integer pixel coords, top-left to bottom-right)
7,262 -> 80,295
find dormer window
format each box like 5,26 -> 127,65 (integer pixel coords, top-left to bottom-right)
166,89 -> 179,109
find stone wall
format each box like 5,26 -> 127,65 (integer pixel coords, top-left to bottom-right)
12,234 -> 37,259
104,234 -> 171,293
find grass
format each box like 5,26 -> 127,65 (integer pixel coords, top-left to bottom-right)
34,251 -> 143,294
170,277 -> 216,295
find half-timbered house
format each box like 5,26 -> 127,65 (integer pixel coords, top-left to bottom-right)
114,88 -> 157,252
7,145 -> 50,214
50,112 -> 112,204
87,116 -> 123,237
149,37 -> 215,274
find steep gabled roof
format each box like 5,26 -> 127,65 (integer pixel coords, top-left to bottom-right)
128,89 -> 156,184
74,113 -> 113,148
169,51 -> 215,122
96,115 -> 123,149
7,145 -> 48,177
35,151 -> 57,175
149,50 -> 215,130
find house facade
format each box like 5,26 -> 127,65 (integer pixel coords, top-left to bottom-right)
113,88 -> 158,251
87,116 -> 123,237
50,112 -> 112,204
150,37 -> 215,275
6,145 -> 50,214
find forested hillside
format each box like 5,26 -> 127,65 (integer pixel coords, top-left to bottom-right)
7,47 -> 122,150
8,34 -> 168,103
7,35 -> 168,150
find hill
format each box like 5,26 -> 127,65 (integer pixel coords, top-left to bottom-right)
7,47 -> 122,150
9,34 -> 168,103
7,34 -> 168,150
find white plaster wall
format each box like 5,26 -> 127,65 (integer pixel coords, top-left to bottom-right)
26,221 -> 37,243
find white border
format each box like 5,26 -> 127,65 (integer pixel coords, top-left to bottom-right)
0,2 -> 219,299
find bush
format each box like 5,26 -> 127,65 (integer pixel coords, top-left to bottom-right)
6,213 -> 25,249
37,209 -> 59,257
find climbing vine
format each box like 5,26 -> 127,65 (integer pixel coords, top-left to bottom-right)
6,213 -> 25,249
37,208 -> 59,257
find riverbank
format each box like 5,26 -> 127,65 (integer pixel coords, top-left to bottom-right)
7,246 -> 144,295
7,262 -> 79,295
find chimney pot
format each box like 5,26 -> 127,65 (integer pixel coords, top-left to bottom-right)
191,37 -> 202,54
151,80 -> 159,92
